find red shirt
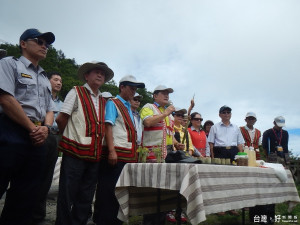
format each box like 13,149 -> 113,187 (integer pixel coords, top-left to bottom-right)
188,127 -> 207,156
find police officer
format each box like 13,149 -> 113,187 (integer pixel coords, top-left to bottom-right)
31,72 -> 63,225
0,28 -> 56,225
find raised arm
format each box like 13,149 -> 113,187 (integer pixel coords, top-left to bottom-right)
143,105 -> 175,127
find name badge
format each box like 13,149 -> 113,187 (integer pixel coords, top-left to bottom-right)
276,146 -> 283,152
21,73 -> 32,79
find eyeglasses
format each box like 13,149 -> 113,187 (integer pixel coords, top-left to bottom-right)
221,111 -> 231,114
27,38 -> 50,49
174,114 -> 184,118
193,118 -> 203,121
133,98 -> 141,102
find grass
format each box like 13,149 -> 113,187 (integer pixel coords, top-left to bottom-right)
124,185 -> 300,225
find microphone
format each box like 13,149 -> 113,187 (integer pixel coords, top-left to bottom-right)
167,100 -> 173,106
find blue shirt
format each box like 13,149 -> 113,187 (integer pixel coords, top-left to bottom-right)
105,95 -> 134,125
154,101 -> 167,109
52,96 -> 63,131
207,121 -> 245,147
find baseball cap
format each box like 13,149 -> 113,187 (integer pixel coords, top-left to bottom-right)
20,28 -> 55,44
102,92 -> 114,98
219,105 -> 232,113
119,75 -> 145,88
245,112 -> 257,119
274,116 -> 285,127
174,107 -> 187,115
134,92 -> 143,99
153,85 -> 174,93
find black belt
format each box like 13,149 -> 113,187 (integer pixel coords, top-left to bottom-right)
214,146 -> 237,150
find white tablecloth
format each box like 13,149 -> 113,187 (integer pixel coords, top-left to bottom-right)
115,163 -> 300,225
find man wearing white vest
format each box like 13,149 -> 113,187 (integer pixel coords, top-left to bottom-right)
140,85 -> 176,163
55,61 -> 114,225
93,75 -> 145,225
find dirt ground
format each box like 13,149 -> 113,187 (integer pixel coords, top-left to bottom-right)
0,184 -> 59,224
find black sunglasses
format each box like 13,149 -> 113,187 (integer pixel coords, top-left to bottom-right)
133,98 -> 141,102
27,38 -> 50,49
193,118 -> 203,121
221,111 -> 231,114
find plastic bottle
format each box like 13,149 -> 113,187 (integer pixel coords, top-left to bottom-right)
248,147 -> 256,167
244,146 -> 250,156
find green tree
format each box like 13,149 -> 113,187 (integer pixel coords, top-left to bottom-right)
0,43 -> 153,103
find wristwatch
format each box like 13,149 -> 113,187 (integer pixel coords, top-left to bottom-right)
45,125 -> 52,134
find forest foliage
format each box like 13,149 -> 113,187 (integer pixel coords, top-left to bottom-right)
0,43 -> 153,106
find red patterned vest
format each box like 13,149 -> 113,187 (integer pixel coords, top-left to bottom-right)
101,98 -> 138,163
240,126 -> 261,159
59,86 -> 105,162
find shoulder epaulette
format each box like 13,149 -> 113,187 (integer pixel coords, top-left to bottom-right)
12,57 -> 18,61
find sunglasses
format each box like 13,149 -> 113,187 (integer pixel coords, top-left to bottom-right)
221,111 -> 231,114
27,38 -> 50,48
193,118 -> 203,121
133,98 -> 141,102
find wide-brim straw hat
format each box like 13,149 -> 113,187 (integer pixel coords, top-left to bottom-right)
78,61 -> 114,83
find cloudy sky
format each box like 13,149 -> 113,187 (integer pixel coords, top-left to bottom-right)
1,0 -> 300,156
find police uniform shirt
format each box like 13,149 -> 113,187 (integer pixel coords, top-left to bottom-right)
0,56 -> 56,121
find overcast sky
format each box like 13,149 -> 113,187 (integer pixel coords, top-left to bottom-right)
1,0 -> 300,156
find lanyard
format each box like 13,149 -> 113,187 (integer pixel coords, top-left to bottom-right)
272,128 -> 282,145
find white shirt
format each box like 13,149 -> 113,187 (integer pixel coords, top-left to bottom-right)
133,110 -> 143,145
208,121 -> 245,147
243,125 -> 262,146
60,83 -> 101,117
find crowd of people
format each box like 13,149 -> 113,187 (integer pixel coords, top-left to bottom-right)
0,28 -> 290,225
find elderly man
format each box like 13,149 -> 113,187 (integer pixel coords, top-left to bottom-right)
240,112 -> 262,159
55,61 -> 114,225
140,85 -> 176,163
208,105 -> 244,161
208,105 -> 244,216
139,85 -> 178,225
93,75 -> 145,225
0,28 -> 55,225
